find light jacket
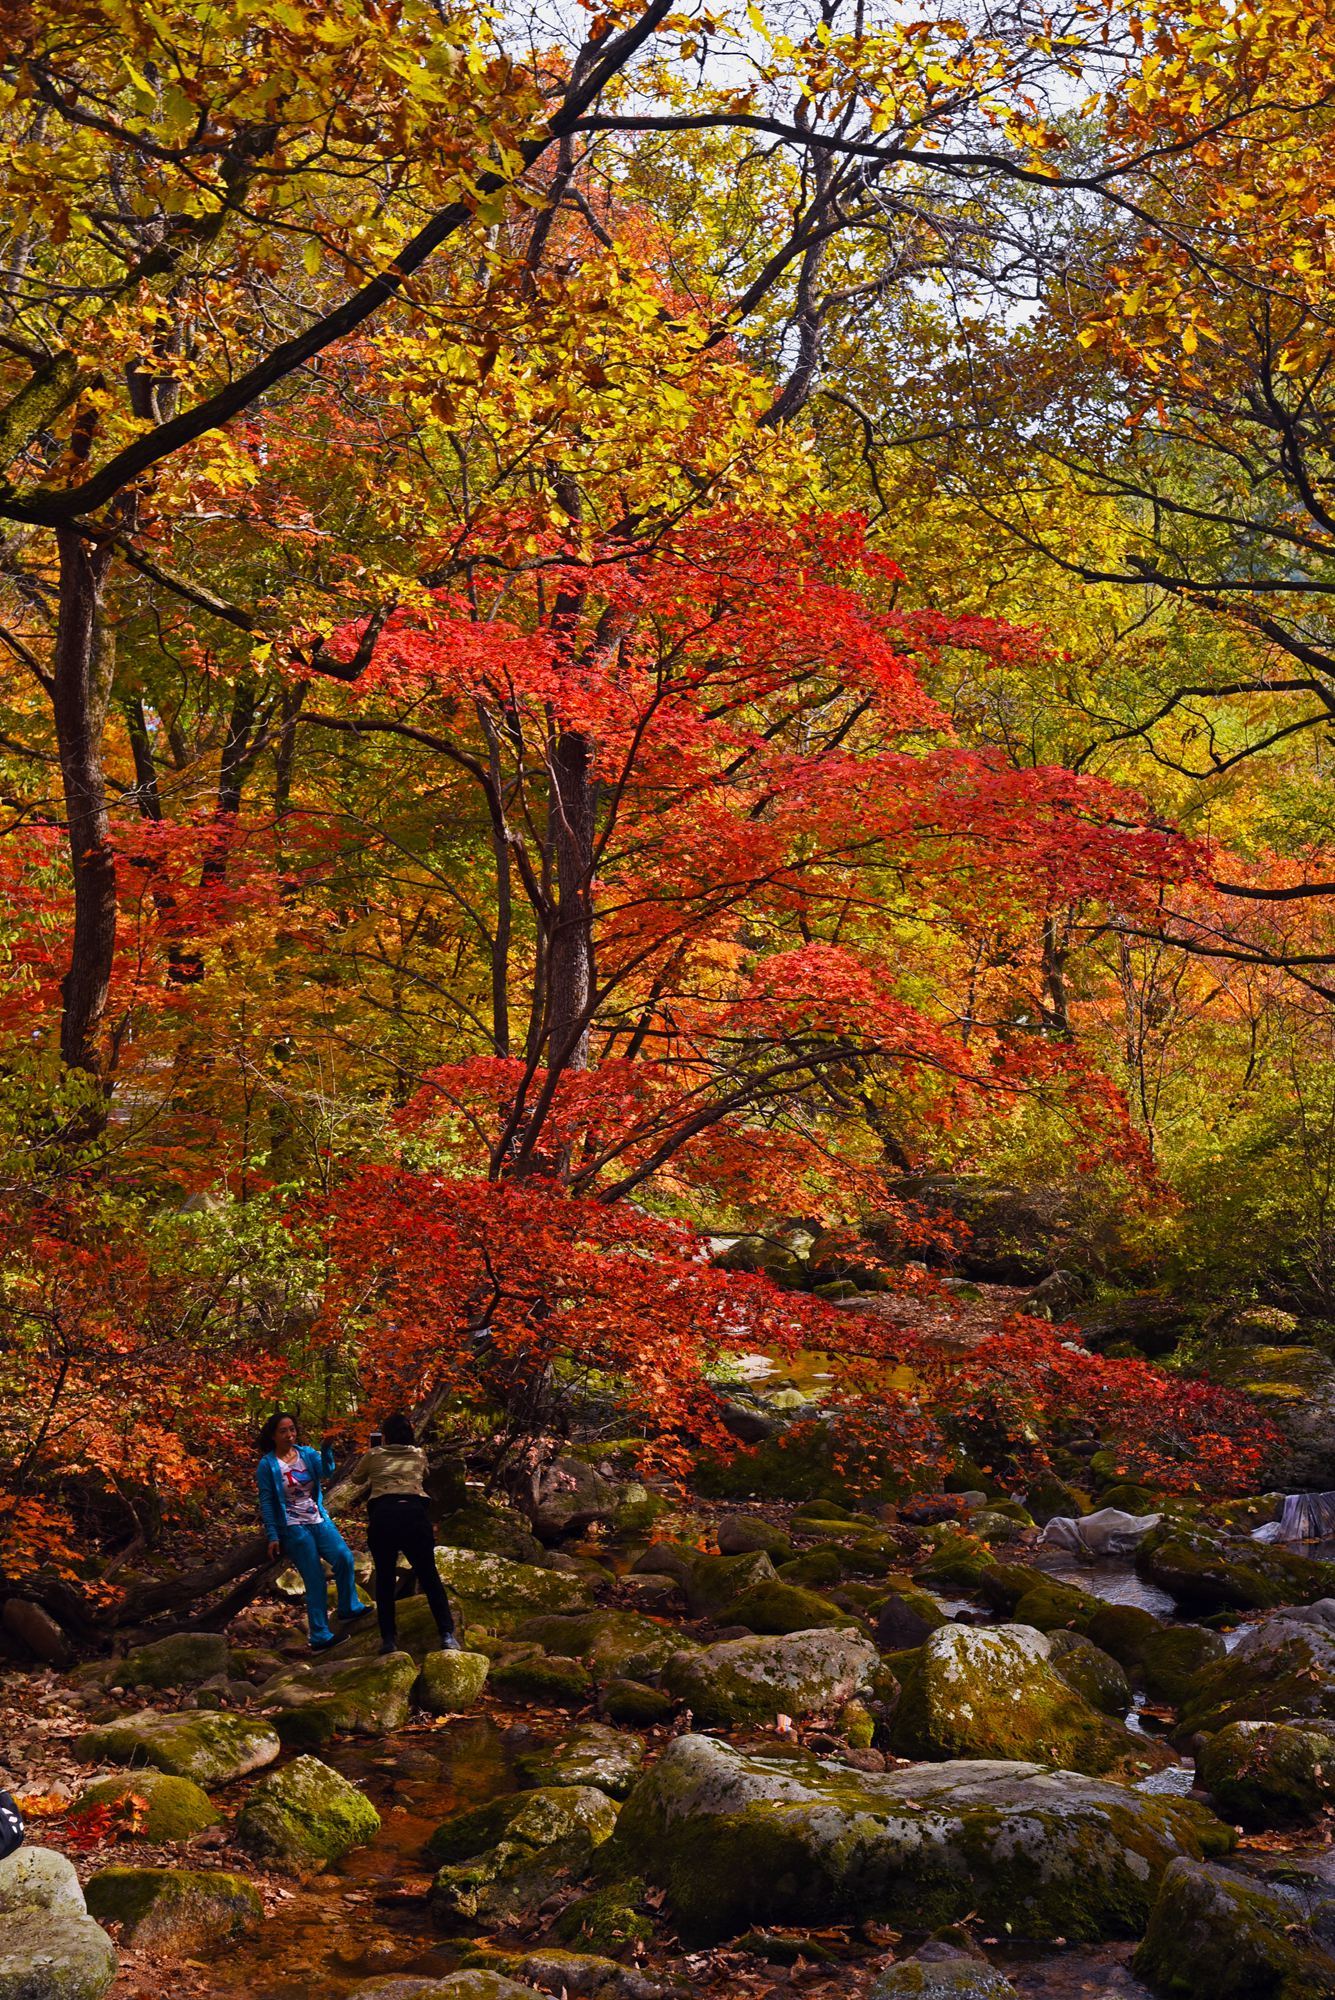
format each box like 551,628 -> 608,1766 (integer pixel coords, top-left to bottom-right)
345,1443 -> 430,1506
257,1442 -> 336,1545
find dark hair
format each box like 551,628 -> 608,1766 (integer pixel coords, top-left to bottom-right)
258,1410 -> 301,1455
382,1410 -> 415,1447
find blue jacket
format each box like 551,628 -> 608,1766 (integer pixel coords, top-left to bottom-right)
257,1443 -> 336,1544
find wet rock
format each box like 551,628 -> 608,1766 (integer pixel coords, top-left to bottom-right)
0,1848 -> 87,1916
1138,1625 -> 1226,1707
261,1651 -> 418,1746
662,1627 -> 880,1728
428,1786 -> 618,1927
1176,1618 -> 1335,1737
490,1649 -> 594,1706
891,1624 -> 1171,1779
75,1708 -> 280,1785
84,1867 -> 260,1952
600,1679 -> 674,1727
870,1952 -> 1018,1999
1133,1856 -> 1335,1999
235,1753 -> 380,1869
517,1725 -> 645,1799
1045,1631 -> 1132,1717
609,1734 -> 1232,1945
0,1910 -> 117,2000
1136,1524 -> 1335,1614
114,1632 -> 230,1690
1198,1720 -> 1335,1826
717,1515 -> 794,1561
513,1610 -> 682,1681
1,1597 -> 69,1665
417,1648 -> 490,1715
70,1771 -> 221,1843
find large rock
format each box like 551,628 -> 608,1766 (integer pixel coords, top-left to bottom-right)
460,1948 -> 665,1999
891,1624 -> 1170,1780
725,1579 -> 854,1635
662,1628 -> 880,1728
113,1632 -> 230,1690
350,1979 -> 546,2000
83,1867 -> 261,1952
76,1708 -> 280,1785
512,1611 -> 682,1681
1176,1618 -> 1335,1737
516,1727 -> 645,1800
1137,1625 -> 1226,1707
428,1786 -> 618,1927
1,1597 -> 69,1665
260,1651 -> 418,1745
1136,1525 -> 1335,1614
234,1753 -> 380,1869
717,1515 -> 794,1561
1208,1345 -> 1335,1487
418,1648 -> 491,1715
434,1548 -> 592,1630
70,1771 -> 220,1843
1133,1857 -> 1335,1999
1045,1630 -> 1132,1717
609,1735 -> 1231,1945
0,1848 -> 86,1916
1197,1720 -> 1335,1826
527,1457 -> 651,1543
0,1911 -> 117,2000
682,1550 -> 780,1619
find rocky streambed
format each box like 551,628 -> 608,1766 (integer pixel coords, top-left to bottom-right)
8,1478 -> 1335,2000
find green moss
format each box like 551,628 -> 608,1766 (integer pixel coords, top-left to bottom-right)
912,1535 -> 996,1591
235,1753 -> 380,1869
70,1772 -> 219,1843
512,1609 -> 681,1679
1198,1721 -> 1335,1827
489,1649 -> 594,1706
1083,1602 -> 1163,1670
83,1867 -> 261,1951
75,1709 -> 279,1786
778,1548 -> 848,1589
1137,1525 -> 1335,1614
601,1678 -> 675,1726
1011,1581 -> 1101,1633
726,1579 -> 855,1634
1138,1626 -> 1226,1706
1133,1857 -> 1335,2000
554,1877 -> 653,1955
428,1786 -> 619,1927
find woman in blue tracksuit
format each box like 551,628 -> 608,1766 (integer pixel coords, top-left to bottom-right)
256,1411 -> 371,1650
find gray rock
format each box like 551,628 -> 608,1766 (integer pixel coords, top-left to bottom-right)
1133,1856 -> 1335,1998
261,1651 -> 418,1744
113,1632 -> 230,1690
609,1734 -> 1231,1944
351,1977 -> 546,2000
75,1708 -> 280,1785
234,1754 -> 380,1869
716,1515 -> 793,1560
0,1909 -> 117,2000
516,1726 -> 646,1799
0,1847 -> 86,1915
428,1786 -> 619,1927
662,1627 -> 879,1727
418,1648 -> 490,1715
1041,1508 -> 1161,1559
1,1598 -> 69,1664
870,1953 -> 1018,1999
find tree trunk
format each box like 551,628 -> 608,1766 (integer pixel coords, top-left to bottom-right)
547,724 -> 596,1075
52,526 -> 117,1081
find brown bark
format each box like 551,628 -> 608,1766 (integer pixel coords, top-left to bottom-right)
547,723 -> 596,1076
52,524 -> 117,1081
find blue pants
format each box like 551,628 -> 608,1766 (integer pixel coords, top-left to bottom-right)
280,1518 -> 365,1644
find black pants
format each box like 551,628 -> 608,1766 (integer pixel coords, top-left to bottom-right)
367,1495 -> 455,1648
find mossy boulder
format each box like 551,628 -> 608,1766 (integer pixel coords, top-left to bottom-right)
912,1535 -> 996,1593
725,1579 -> 854,1635
84,1867 -> 261,1951
1136,1525 -> 1335,1615
234,1753 -> 380,1869
1133,1857 -> 1335,1999
1207,1344 -> 1335,1489
350,1977 -> 546,2000
870,1957 -> 1018,1999
428,1786 -> 619,1927
1138,1626 -> 1227,1707
512,1611 -> 681,1681
70,1771 -> 220,1844
517,1726 -> 645,1799
554,1877 -> 653,1956
490,1649 -> 594,1707
1046,1631 -> 1132,1717
1084,1603 -> 1164,1672
76,1708 -> 279,1785
113,1633 -> 230,1691
418,1647 -> 490,1715
460,1946 -> 662,1998
892,1624 -> 1169,1779
608,1734 -> 1232,1945
262,1651 -> 418,1744
439,1503 -> 546,1566
0,1911 -> 117,2000
1197,1720 -> 1335,1826
600,1679 -> 674,1727
682,1550 -> 779,1618
0,1849 -> 87,1916
717,1515 -> 795,1561
1176,1619 -> 1335,1737
662,1628 -> 880,1728
778,1548 -> 848,1590
433,1548 -> 592,1630
1010,1581 -> 1103,1634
